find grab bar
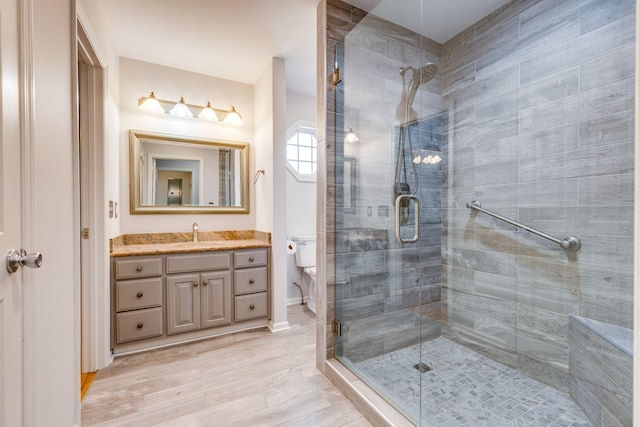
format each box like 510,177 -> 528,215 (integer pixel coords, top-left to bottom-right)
466,200 -> 581,251
395,195 -> 420,243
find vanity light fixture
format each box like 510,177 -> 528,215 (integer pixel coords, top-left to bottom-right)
344,127 -> 359,143
412,152 -> 442,165
169,97 -> 193,118
138,91 -> 164,114
197,101 -> 219,121
137,92 -> 243,125
223,105 -> 243,125
423,154 -> 442,164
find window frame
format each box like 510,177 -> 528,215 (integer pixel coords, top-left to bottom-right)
286,120 -> 317,183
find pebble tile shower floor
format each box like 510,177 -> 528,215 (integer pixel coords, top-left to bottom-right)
354,337 -> 591,426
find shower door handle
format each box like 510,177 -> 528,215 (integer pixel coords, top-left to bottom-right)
395,195 -> 419,244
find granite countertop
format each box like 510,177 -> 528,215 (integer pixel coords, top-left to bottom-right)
110,230 -> 271,257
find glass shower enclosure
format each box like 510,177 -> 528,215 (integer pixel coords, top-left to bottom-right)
327,0 -> 635,425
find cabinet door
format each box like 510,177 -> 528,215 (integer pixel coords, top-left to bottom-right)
167,273 -> 200,334
201,271 -> 232,329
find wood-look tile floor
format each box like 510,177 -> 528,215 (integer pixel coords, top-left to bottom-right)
81,305 -> 371,427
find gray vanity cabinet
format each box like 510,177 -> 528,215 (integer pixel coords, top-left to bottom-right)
166,253 -> 232,335
111,247 -> 270,353
166,271 -> 232,334
234,249 -> 269,321
201,271 -> 232,328
112,256 -> 164,344
166,273 -> 200,334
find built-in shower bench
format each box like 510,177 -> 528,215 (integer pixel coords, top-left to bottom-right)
568,315 -> 632,427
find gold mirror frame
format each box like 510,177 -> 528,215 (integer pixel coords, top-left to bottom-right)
129,130 -> 250,214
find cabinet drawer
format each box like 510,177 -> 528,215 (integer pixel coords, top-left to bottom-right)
235,293 -> 268,321
234,267 -> 267,295
234,249 -> 267,268
116,307 -> 163,343
167,252 -> 231,273
114,257 -> 162,279
116,277 -> 163,312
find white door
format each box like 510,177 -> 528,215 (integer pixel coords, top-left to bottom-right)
0,0 -> 34,424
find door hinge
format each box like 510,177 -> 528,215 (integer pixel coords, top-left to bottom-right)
330,67 -> 341,86
81,228 -> 90,239
333,319 -> 343,337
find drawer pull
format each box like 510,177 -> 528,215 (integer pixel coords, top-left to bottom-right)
203,280 -> 208,286
193,281 -> 199,287
137,322 -> 144,329
250,304 -> 255,310
249,256 -> 255,262
249,279 -> 255,284
136,266 -> 143,272
136,291 -> 143,298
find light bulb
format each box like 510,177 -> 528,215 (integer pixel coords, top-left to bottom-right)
138,92 -> 164,114
422,154 -> 442,164
223,106 -> 243,125
344,127 -> 359,143
169,97 -> 193,118
198,101 -> 219,121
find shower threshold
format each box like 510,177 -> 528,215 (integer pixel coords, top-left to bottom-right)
353,337 -> 592,426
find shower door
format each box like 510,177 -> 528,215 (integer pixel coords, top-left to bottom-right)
331,2 -> 444,421
330,0 -> 634,425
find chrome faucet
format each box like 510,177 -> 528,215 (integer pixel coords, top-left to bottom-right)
192,222 -> 199,243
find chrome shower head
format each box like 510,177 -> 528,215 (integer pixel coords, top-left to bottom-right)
416,63 -> 439,84
406,63 -> 439,106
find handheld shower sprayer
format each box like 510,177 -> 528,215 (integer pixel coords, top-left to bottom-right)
394,63 -> 439,225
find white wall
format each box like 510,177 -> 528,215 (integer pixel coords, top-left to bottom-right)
255,58 -> 289,331
285,92 -> 317,303
119,57 -> 256,233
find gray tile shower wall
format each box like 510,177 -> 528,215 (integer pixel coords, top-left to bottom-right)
442,0 -> 635,392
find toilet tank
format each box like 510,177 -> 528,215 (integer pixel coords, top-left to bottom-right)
292,235 -> 316,268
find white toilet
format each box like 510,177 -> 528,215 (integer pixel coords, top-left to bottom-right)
292,235 -> 317,314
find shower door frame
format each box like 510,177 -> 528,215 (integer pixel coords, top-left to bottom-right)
316,0 -> 640,425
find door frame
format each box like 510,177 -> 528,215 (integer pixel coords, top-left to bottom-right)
19,0 -> 37,423
76,7 -> 111,373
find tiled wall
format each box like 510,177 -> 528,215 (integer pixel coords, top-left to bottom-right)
325,0 -> 445,363
442,0 -> 635,391
321,0 -> 634,402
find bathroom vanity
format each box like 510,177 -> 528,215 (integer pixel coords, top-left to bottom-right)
110,230 -> 271,354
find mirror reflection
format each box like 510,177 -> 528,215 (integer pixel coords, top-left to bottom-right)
130,130 -> 249,214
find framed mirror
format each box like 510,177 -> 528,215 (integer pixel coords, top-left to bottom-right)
129,130 -> 250,214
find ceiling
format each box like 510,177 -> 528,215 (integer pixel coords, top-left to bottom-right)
91,0 -> 511,97
352,0 -> 513,43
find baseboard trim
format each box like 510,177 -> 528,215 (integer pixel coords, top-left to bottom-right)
268,320 -> 291,332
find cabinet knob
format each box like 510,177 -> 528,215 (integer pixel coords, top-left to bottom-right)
249,256 -> 255,262
136,291 -> 143,298
137,322 -> 144,329
249,304 -> 255,310
136,266 -> 143,272
203,280 -> 209,286
249,279 -> 255,284
193,281 -> 199,287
